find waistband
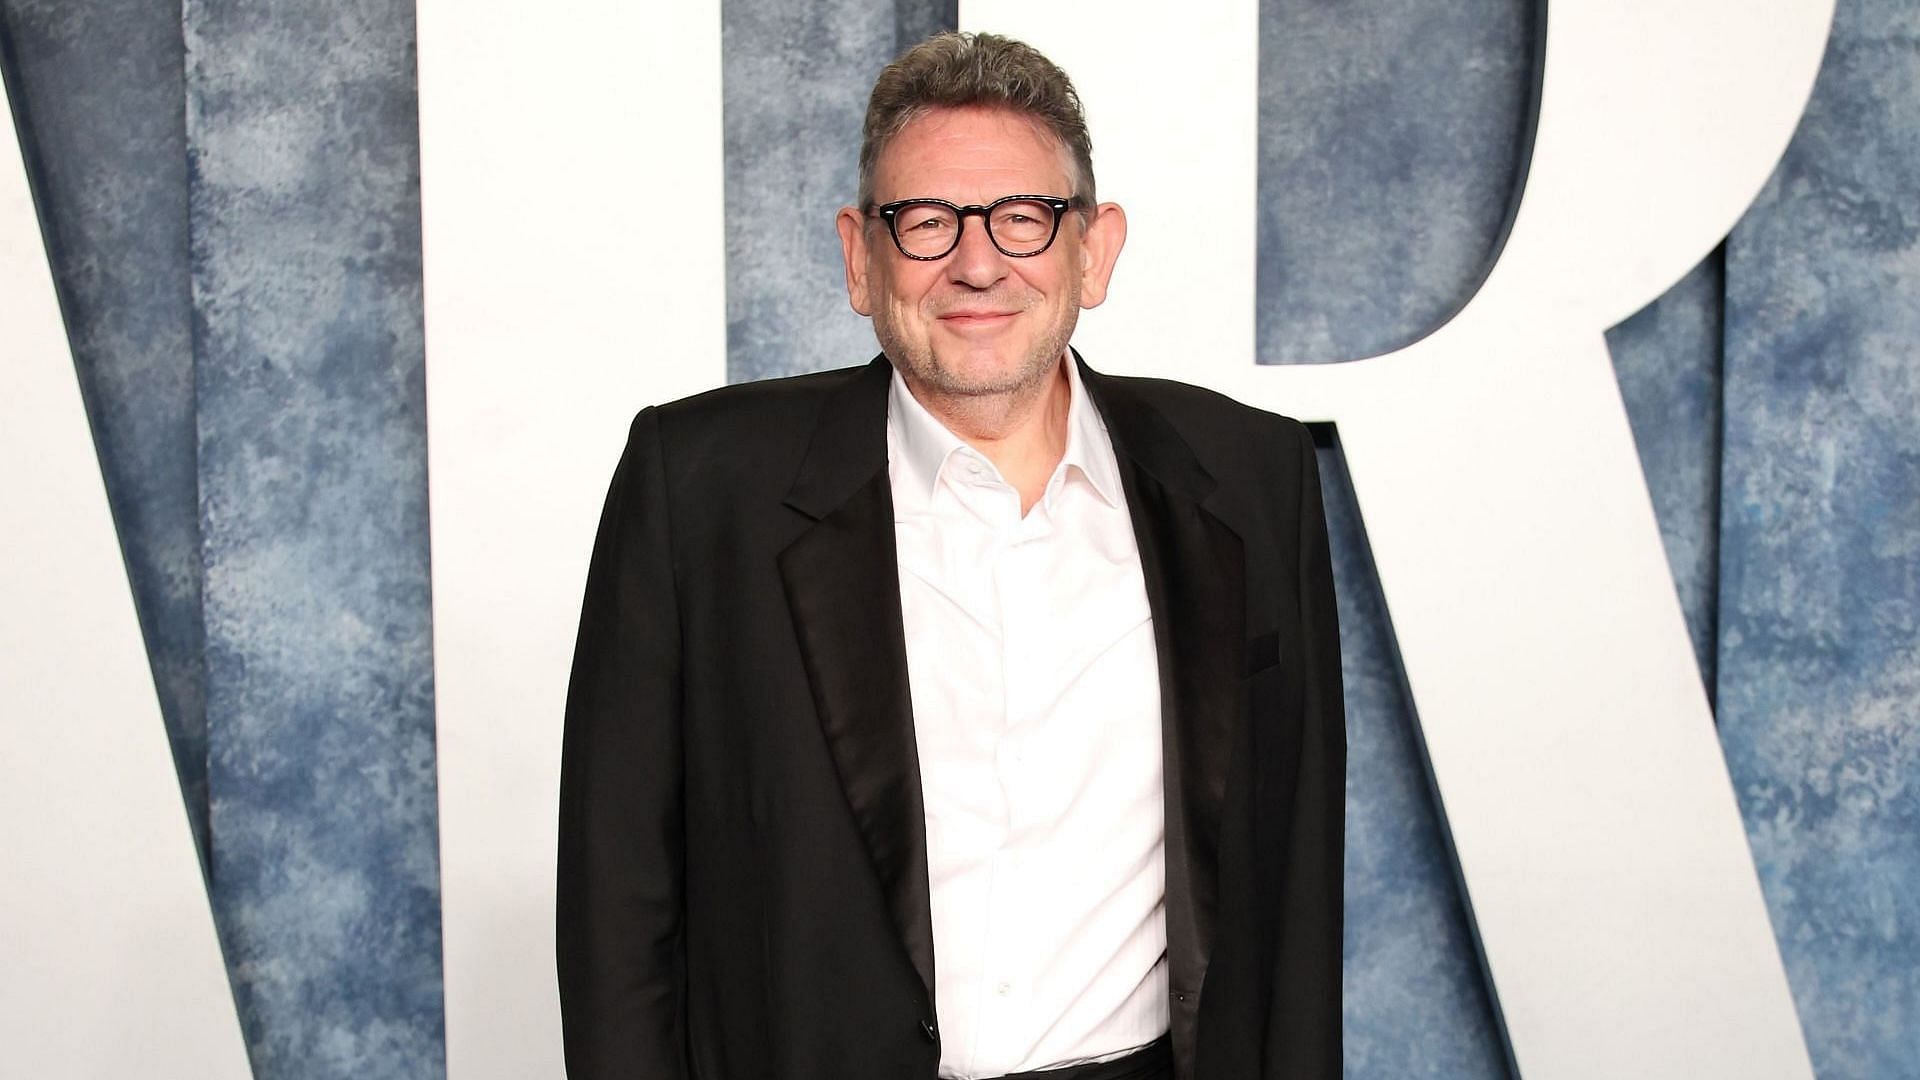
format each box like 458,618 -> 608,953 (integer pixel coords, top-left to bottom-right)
977,1034 -> 1173,1080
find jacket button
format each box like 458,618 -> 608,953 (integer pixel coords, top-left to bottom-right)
919,1017 -> 938,1043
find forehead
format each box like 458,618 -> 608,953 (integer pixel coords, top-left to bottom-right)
872,106 -> 1075,203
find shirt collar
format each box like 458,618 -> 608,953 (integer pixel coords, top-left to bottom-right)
1058,356 -> 1125,509
886,354 -> 1124,512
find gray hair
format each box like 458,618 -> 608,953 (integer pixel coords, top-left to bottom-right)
857,31 -> 1096,208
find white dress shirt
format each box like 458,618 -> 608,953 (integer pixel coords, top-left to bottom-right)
886,357 -> 1168,1079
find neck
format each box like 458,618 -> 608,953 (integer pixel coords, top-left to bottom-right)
906,354 -> 1072,514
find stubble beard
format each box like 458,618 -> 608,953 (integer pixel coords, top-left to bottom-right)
874,285 -> 1080,405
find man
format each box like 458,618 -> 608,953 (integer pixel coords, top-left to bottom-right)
558,31 -> 1342,1080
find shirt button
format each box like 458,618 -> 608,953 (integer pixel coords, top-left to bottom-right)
995,982 -> 1012,997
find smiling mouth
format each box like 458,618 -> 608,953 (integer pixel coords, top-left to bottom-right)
939,311 -> 1017,323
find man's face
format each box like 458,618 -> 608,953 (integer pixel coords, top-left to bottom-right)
836,106 -> 1125,399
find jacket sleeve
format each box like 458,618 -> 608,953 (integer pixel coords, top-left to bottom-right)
557,406 -> 689,1078
1266,419 -> 1346,1078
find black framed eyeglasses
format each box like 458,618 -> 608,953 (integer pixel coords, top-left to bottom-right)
868,194 -> 1081,260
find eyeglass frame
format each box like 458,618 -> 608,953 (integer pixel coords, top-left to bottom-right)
866,194 -> 1087,261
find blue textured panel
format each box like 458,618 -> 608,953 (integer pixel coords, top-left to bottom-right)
1322,439 -> 1512,1079
0,0 -> 209,863
1720,1 -> 1920,1075
1606,253 -> 1725,692
184,1 -> 444,1075
1256,0 -> 1534,363
895,0 -> 956,57
724,0 -> 923,382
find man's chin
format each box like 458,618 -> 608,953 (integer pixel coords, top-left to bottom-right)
919,349 -> 1061,398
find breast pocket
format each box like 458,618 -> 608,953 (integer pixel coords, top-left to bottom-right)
1244,628 -> 1282,677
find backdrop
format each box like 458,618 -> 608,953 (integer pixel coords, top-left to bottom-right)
1,0 -> 1913,1077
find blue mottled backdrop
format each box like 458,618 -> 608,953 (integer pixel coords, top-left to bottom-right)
1,0 -> 1913,1077
2,1 -> 442,1077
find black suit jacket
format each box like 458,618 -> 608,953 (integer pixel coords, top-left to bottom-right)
557,354 -> 1344,1079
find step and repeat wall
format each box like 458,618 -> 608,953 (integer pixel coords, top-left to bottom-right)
3,0 -> 1915,1077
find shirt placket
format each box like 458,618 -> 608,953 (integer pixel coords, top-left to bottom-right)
978,491 -> 1059,1072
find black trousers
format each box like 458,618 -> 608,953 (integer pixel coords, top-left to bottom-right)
983,1035 -> 1173,1080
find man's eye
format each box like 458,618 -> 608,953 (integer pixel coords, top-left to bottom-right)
906,217 -> 951,232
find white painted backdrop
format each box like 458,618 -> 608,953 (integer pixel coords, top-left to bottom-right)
1,77 -> 251,1080
415,0 -> 727,1075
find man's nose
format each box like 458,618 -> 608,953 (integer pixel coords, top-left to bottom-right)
946,215 -> 1009,289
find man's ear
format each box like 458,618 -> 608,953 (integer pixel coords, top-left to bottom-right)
1075,202 -> 1128,309
836,207 -> 876,316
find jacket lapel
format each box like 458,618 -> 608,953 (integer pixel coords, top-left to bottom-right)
1080,357 -> 1245,1069
777,357 -> 937,1003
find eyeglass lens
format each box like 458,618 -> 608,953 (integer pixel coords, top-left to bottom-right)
893,199 -> 1059,258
